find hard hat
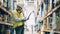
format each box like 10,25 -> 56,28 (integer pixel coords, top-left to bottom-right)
17,4 -> 24,9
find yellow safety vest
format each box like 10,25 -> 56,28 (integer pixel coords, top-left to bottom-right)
11,10 -> 24,28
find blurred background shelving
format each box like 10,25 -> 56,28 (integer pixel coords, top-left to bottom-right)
0,0 -> 60,34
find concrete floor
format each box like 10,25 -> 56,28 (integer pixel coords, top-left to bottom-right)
24,29 -> 39,34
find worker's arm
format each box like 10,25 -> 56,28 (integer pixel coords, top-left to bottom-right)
16,11 -> 34,21
15,11 -> 34,21
13,12 -> 27,22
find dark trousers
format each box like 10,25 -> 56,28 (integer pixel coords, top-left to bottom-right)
10,27 -> 14,34
15,25 -> 24,34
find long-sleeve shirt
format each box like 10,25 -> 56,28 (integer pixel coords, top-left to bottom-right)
11,10 -> 25,28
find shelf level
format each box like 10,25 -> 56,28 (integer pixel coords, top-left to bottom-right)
43,30 -> 60,33
0,6 -> 11,15
41,5 -> 60,21
0,21 -> 13,26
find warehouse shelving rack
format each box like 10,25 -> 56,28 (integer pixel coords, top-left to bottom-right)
0,5 -> 13,34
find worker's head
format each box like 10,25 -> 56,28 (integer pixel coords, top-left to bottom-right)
16,5 -> 22,13
16,4 -> 23,13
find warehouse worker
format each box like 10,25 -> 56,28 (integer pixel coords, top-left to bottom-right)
11,4 -> 28,34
